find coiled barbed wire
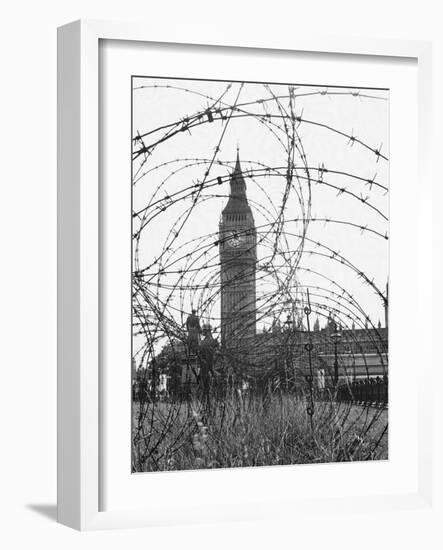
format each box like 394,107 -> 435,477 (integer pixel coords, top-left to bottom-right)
131,79 -> 389,472
132,79 -> 388,374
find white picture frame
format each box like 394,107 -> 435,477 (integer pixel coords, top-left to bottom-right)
57,19 -> 433,531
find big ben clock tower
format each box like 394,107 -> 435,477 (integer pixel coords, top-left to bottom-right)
219,149 -> 257,345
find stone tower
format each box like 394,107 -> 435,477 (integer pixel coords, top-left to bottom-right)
219,150 -> 257,346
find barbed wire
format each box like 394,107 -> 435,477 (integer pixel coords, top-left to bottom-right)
131,79 -> 389,471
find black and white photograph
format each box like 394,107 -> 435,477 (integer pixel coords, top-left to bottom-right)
131,77 -> 389,473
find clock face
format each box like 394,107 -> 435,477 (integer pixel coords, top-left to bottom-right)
227,231 -> 244,248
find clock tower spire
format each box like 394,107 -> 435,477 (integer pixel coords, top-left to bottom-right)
219,149 -> 257,346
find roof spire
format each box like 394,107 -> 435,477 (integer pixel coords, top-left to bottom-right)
221,146 -> 252,216
234,143 -> 241,172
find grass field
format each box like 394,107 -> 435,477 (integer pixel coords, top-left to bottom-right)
132,393 -> 388,472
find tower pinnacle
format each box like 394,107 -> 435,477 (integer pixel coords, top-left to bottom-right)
222,148 -> 252,215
